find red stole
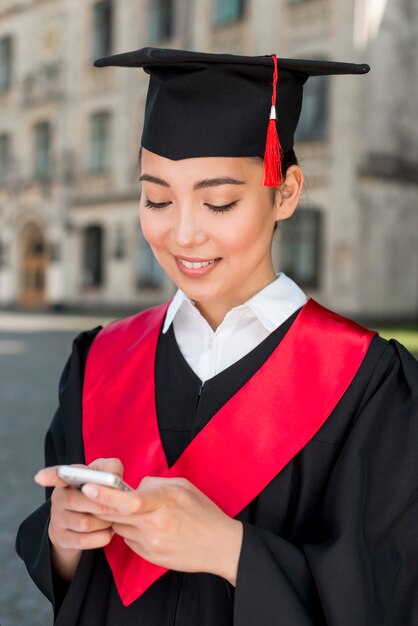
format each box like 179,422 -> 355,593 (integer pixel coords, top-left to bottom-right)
82,298 -> 376,606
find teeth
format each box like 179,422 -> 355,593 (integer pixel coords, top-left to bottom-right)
179,259 -> 215,269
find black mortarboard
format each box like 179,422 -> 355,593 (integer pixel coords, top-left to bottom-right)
94,47 -> 370,184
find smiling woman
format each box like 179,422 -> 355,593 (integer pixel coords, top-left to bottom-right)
16,47 -> 418,626
139,149 -> 303,329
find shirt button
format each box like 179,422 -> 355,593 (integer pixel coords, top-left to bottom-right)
207,338 -> 213,348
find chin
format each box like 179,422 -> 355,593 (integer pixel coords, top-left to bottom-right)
178,282 -> 220,304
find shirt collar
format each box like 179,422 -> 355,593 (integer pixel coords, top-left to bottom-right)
162,273 -> 307,334
244,273 -> 307,332
162,288 -> 192,333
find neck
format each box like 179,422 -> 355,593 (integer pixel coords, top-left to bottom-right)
194,269 -> 277,331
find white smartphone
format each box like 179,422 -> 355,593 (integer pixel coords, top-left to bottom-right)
57,465 -> 133,492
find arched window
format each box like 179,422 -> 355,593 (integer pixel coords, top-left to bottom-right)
135,225 -> 164,289
82,225 -> 104,288
280,208 -> 323,289
19,223 -> 47,308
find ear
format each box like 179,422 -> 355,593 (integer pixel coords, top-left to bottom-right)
274,165 -> 304,222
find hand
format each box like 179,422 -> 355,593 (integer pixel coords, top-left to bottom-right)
34,458 -> 124,580
82,476 -> 244,586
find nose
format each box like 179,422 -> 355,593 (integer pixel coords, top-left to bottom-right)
171,206 -> 208,247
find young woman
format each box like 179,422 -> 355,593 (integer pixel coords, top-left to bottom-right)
16,48 -> 418,626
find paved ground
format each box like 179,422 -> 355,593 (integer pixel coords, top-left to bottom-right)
0,312 -> 113,626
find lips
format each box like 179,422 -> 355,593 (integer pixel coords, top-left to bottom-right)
175,256 -> 221,276
178,258 -> 217,269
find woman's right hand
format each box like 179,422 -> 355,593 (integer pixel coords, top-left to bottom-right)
35,458 -> 124,581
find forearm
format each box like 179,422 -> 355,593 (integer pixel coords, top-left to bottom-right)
49,535 -> 82,582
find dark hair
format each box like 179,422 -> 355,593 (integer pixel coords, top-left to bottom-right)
249,149 -> 299,203
279,149 -> 299,179
251,150 -> 300,234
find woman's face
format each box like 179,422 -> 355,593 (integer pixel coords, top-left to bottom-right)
139,149 -> 285,324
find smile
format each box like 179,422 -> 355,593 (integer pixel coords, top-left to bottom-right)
175,256 -> 221,277
177,258 -> 217,269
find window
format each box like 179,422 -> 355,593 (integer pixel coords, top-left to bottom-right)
0,36 -> 13,91
89,111 -> 111,172
34,122 -> 52,180
280,208 -> 322,289
295,74 -> 328,142
92,0 -> 113,59
213,0 -> 245,24
135,226 -> 164,289
0,133 -> 10,184
50,242 -> 61,263
82,225 -> 104,288
113,224 -> 126,259
0,240 -> 7,269
149,0 -> 174,42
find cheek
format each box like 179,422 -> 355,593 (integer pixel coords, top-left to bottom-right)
139,208 -> 166,249
221,209 -> 273,256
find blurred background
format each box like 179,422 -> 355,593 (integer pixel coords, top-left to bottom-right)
0,0 -> 417,624
0,0 -> 417,321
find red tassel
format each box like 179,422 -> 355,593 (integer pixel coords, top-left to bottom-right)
262,54 -> 283,187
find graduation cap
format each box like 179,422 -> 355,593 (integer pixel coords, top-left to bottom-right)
94,47 -> 370,186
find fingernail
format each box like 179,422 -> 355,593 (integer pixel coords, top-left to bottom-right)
82,484 -> 98,498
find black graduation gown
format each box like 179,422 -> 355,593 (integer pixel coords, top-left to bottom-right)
16,309 -> 418,625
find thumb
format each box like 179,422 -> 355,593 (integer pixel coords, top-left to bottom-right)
89,457 -> 124,478
34,466 -> 68,488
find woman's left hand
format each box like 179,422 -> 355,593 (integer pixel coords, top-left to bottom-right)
81,476 -> 243,586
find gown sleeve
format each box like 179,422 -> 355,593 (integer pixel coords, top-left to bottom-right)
15,328 -> 101,619
233,339 -> 418,626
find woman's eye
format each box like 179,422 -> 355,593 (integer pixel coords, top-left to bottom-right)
144,199 -> 171,210
205,201 -> 238,213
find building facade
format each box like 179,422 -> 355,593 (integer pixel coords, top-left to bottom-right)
0,0 -> 417,319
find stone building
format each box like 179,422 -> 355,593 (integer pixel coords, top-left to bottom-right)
0,0 -> 417,319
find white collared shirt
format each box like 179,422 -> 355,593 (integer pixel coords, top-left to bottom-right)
162,273 -> 307,383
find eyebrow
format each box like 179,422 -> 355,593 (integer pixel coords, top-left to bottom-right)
139,174 -> 170,187
193,177 -> 246,190
139,174 -> 246,190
